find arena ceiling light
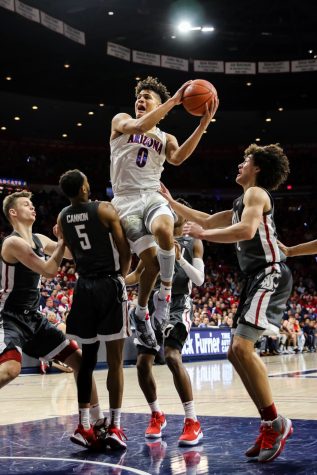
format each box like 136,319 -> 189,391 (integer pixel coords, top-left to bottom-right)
178,21 -> 192,33
177,21 -> 214,34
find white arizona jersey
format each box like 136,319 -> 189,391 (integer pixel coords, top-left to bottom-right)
110,127 -> 167,196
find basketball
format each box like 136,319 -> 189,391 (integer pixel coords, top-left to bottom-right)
182,79 -> 218,116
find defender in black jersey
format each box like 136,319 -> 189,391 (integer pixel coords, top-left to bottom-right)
126,200 -> 205,446
161,144 -> 293,463
0,191 -> 102,418
59,169 -> 131,450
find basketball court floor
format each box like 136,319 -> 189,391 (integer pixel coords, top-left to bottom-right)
1,353 -> 316,474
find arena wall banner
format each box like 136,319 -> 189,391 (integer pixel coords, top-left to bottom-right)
194,60 -> 224,73
15,0 -> 39,23
225,62 -> 256,75
291,59 -> 317,73
63,23 -> 85,46
0,0 -> 14,11
182,328 -> 231,360
107,41 -> 131,62
40,11 -> 64,35
258,61 -> 290,73
161,55 -> 189,71
132,49 -> 160,67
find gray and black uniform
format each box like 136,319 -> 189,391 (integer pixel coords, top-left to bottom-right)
60,201 -> 130,344
232,189 -> 292,341
138,236 -> 195,356
0,232 -> 68,361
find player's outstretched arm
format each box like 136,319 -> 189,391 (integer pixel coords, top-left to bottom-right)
111,81 -> 192,137
2,235 -> 66,278
278,239 -> 317,257
160,182 -> 232,228
99,202 -> 131,277
36,227 -> 73,260
183,187 -> 266,243
166,97 -> 219,166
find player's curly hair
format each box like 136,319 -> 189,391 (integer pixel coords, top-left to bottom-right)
135,76 -> 170,103
244,143 -> 290,191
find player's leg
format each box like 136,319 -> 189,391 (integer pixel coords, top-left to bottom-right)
149,207 -> 175,329
231,264 -> 293,462
164,305 -> 202,447
131,246 -> 159,349
0,312 -> 28,388
0,351 -> 22,388
105,339 -> 125,424
137,349 -> 167,438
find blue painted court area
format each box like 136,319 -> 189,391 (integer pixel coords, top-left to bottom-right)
0,414 -> 316,475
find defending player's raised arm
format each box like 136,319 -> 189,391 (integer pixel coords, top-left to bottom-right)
160,182 -> 232,229
175,238 -> 205,286
2,235 -> 66,279
165,97 -> 219,166
36,227 -> 73,260
278,239 -> 317,257
184,187 -> 267,243
98,202 -> 131,277
111,82 -> 191,137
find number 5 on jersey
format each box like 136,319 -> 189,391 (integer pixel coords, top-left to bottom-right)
75,224 -> 91,250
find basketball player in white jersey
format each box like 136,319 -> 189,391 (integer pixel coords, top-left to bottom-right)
160,143 -> 293,463
110,76 -> 218,349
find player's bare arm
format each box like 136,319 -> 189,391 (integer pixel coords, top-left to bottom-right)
35,232 -> 73,260
184,187 -> 269,242
278,238 -> 317,257
166,97 -> 219,166
99,202 -> 131,277
1,235 -> 66,278
110,81 -> 192,139
160,182 -> 232,228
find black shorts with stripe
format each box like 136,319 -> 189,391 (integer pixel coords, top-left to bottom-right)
66,274 -> 130,344
0,308 -> 68,360
137,293 -> 193,356
233,262 -> 293,330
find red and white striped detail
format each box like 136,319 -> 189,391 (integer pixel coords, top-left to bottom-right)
244,288 -> 272,328
0,263 -> 15,311
182,295 -> 192,333
258,214 -> 279,265
244,264 -> 281,328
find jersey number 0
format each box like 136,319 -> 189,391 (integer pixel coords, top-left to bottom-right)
136,147 -> 148,168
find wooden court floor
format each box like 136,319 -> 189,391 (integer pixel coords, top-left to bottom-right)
1,353 -> 317,475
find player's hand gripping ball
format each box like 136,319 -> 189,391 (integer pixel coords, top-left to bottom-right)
182,79 -> 218,116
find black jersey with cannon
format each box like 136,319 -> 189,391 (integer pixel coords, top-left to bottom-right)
60,201 -> 120,277
153,235 -> 194,296
232,189 -> 285,275
0,232 -> 44,312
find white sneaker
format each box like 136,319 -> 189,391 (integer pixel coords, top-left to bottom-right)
152,291 -> 171,331
131,309 -> 159,350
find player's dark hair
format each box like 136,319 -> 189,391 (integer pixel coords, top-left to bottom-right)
59,169 -> 85,198
2,191 -> 32,222
245,143 -> 290,191
176,197 -> 193,209
135,76 -> 170,103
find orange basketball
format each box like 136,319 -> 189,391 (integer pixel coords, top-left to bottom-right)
182,79 -> 217,116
